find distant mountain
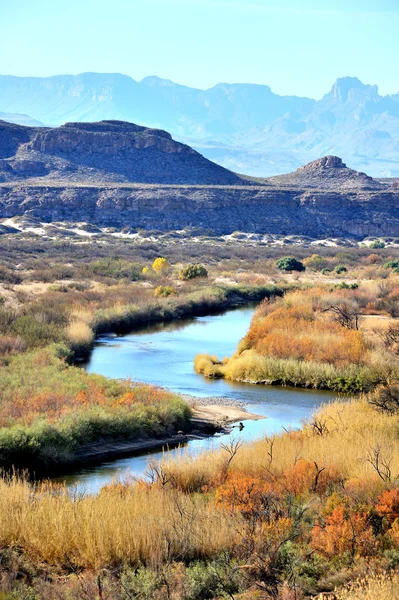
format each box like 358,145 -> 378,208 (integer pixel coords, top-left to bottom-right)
0,119 -> 242,185
0,73 -> 398,176
0,111 -> 44,127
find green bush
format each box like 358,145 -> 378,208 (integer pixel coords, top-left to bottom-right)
336,282 -> 358,289
89,258 -> 141,280
335,265 -> 348,274
276,257 -> 305,272
384,260 -> 399,270
178,264 -> 209,280
370,240 -> 385,249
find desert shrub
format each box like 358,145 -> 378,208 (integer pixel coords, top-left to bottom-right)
303,254 -> 329,271
154,285 -> 177,298
89,258 -> 141,280
321,268 -> 332,275
0,266 -> 22,285
337,282 -> 358,290
152,257 -> 169,272
178,264 -> 209,280
370,240 -> 385,249
384,259 -> 399,270
375,489 -> 399,524
335,265 -> 348,274
310,505 -> 377,560
276,257 -> 305,272
367,384 -> 399,414
10,315 -> 65,348
366,253 -> 382,264
0,335 -> 25,355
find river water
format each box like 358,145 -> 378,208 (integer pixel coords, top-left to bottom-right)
52,307 -> 337,493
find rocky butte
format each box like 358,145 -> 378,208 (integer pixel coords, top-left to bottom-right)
0,119 -> 398,239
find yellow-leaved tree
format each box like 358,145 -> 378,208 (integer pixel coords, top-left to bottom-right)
152,257 -> 169,273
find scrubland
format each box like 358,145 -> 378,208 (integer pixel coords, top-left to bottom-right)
1,394 -> 399,598
1,234 -> 399,596
195,283 -> 399,392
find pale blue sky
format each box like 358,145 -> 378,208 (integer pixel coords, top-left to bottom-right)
1,0 -> 398,98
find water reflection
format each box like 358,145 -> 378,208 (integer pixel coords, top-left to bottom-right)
52,307 -> 337,493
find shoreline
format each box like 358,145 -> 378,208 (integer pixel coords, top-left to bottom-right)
35,399 -> 266,479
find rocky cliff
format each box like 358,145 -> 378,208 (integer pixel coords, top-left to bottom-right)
0,119 -> 398,239
0,183 -> 398,239
0,120 -> 242,185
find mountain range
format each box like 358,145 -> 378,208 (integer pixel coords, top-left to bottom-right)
0,73 -> 398,177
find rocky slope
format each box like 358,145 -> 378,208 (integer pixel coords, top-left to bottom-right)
0,182 -> 398,239
267,156 -> 384,190
0,73 -> 398,176
0,119 -> 397,239
0,120 -> 242,185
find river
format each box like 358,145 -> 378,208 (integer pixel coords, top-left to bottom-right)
52,307 -> 337,493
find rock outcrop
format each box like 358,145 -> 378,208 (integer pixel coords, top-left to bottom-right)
0,120 -> 397,239
267,156 -> 383,190
0,183 -> 398,239
0,120 -> 243,185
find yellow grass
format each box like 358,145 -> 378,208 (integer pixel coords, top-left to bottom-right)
0,477 -> 238,570
162,396 -> 399,493
333,572 -> 399,600
66,320 -> 94,345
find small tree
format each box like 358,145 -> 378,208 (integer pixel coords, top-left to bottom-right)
276,257 -> 305,272
335,265 -> 348,274
323,297 -> 361,329
370,240 -> 385,249
154,286 -> 177,298
178,264 -> 208,280
152,257 -> 169,273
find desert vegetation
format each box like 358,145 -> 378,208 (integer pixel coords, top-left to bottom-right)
195,284 -> 399,392
0,346 -> 191,470
1,232 -> 399,596
1,393 -> 399,598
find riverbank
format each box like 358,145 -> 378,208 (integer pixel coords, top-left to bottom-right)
194,287 -> 395,394
53,402 -> 265,471
73,283 -> 284,360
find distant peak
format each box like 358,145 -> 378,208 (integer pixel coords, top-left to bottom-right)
141,75 -> 175,87
328,77 -> 378,101
299,156 -> 347,171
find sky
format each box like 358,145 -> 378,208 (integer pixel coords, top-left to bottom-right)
0,0 -> 398,98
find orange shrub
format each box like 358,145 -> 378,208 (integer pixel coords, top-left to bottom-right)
215,472 -> 280,517
283,458 -> 341,496
310,506 -> 377,559
376,489 -> 399,524
244,303 -> 366,367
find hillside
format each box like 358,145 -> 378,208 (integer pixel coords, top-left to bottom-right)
0,73 -> 398,177
0,120 -> 242,185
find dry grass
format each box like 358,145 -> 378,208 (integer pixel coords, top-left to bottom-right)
66,319 -> 94,352
161,395 -> 399,494
195,286 -> 399,391
333,572 -> 399,600
0,476 -> 237,570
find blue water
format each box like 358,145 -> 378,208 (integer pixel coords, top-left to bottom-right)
52,307 -> 337,493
